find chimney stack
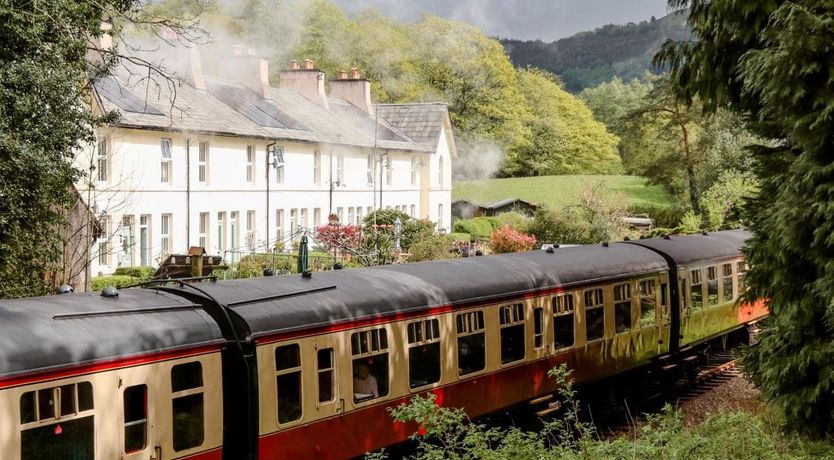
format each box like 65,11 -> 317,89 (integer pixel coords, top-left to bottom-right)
187,46 -> 206,91
85,21 -> 113,65
214,46 -> 271,98
279,59 -> 329,108
329,66 -> 374,116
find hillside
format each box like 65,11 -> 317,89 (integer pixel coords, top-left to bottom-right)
500,11 -> 689,92
453,175 -> 672,210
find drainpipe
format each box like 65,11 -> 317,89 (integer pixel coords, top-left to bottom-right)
266,140 -> 276,249
186,138 -> 191,248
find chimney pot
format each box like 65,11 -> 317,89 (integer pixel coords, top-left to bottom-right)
290,60 -> 300,70
338,69 -> 348,79
303,59 -> 315,70
351,67 -> 360,79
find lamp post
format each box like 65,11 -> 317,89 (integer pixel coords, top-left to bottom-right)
394,216 -> 402,253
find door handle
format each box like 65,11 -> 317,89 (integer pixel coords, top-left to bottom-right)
150,445 -> 162,460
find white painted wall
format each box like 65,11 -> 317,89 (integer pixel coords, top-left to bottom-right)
77,128 -> 450,275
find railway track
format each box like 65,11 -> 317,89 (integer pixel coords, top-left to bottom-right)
583,349 -> 742,438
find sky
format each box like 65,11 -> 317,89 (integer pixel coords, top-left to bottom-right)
330,0 -> 672,42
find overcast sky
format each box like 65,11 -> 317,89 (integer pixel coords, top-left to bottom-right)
330,0 -> 671,42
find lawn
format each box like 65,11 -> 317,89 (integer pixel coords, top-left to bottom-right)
452,175 -> 672,209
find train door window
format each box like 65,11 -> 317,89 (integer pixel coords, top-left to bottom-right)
499,303 -> 526,364
689,269 -> 703,310
275,344 -> 302,424
722,263 -> 734,301
638,279 -> 657,327
124,384 -> 148,453
660,283 -> 669,318
317,348 -> 335,404
456,310 -> 486,376
614,284 -> 632,333
407,319 -> 441,388
20,382 -> 95,460
737,261 -> 748,293
584,288 -> 605,341
533,307 -> 544,348
171,361 -> 205,451
351,328 -> 390,403
552,294 -> 574,349
707,266 -> 719,307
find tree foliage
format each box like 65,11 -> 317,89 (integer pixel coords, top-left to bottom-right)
657,0 -> 834,436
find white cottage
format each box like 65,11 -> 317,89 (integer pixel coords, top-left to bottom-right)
80,52 -> 454,275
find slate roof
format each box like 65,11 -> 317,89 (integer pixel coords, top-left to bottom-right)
92,73 -> 440,153
375,103 -> 451,151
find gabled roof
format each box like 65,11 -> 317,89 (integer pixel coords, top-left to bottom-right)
92,73 -> 435,153
375,103 -> 452,151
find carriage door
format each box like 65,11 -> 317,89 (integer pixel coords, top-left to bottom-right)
118,367 -> 156,460
313,338 -> 341,419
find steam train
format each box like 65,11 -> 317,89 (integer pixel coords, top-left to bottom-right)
0,230 -> 766,460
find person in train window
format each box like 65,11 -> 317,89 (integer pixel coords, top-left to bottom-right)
353,363 -> 379,399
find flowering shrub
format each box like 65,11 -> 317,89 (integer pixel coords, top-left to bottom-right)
314,224 -> 362,253
489,225 -> 536,254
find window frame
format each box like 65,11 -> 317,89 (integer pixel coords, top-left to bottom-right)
722,262 -> 735,302
637,278 -> 657,328
19,381 -> 94,428
706,266 -> 719,307
350,327 -> 391,405
170,361 -> 205,452
456,310 -> 486,377
552,293 -> 575,350
123,384 -> 148,454
198,141 -> 209,184
316,348 -> 335,405
613,283 -> 632,334
498,303 -> 526,366
533,307 -> 544,349
246,145 -> 255,183
689,268 -> 704,310
97,137 -> 109,183
274,343 -> 303,425
406,318 -> 442,390
583,287 -> 606,342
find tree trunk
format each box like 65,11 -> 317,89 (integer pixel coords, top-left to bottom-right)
679,121 -> 700,215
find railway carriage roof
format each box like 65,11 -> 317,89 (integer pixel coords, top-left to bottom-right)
0,289 -> 224,380
196,241 -> 669,338
625,229 -> 750,266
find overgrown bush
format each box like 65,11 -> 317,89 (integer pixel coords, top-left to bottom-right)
113,266 -> 154,279
91,275 -> 141,291
453,217 -> 501,240
489,225 -> 537,253
496,211 -> 531,233
448,232 -> 472,242
700,171 -> 757,230
626,204 -> 688,229
678,210 -> 702,233
408,234 -> 456,262
367,365 -> 834,460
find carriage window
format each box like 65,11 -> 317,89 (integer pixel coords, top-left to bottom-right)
533,307 -> 544,348
690,269 -> 703,310
737,261 -> 748,293
638,279 -> 657,327
407,319 -> 441,388
171,362 -> 204,451
351,328 -> 390,403
317,348 -> 335,404
660,283 -> 669,317
552,294 -> 574,349
584,288 -> 605,341
20,382 -> 94,425
499,303 -> 525,364
614,284 -> 632,333
275,344 -> 302,423
722,263 -> 734,301
457,311 -> 486,376
707,266 -> 719,307
124,384 -> 148,453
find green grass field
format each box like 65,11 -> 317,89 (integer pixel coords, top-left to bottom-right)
453,175 -> 672,209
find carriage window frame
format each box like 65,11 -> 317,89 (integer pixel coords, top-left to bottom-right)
275,343 -> 303,425
613,283 -> 632,334
123,384 -> 148,454
722,263 -> 735,302
350,327 -> 390,404
706,266 -> 719,307
584,288 -> 605,342
533,307 -> 544,349
689,269 -> 704,310
317,348 -> 335,405
737,260 -> 748,293
638,279 -> 657,327
499,303 -> 526,365
407,318 -> 442,390
170,361 -> 205,452
552,293 -> 575,350
456,310 -> 487,376
19,381 -> 94,427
